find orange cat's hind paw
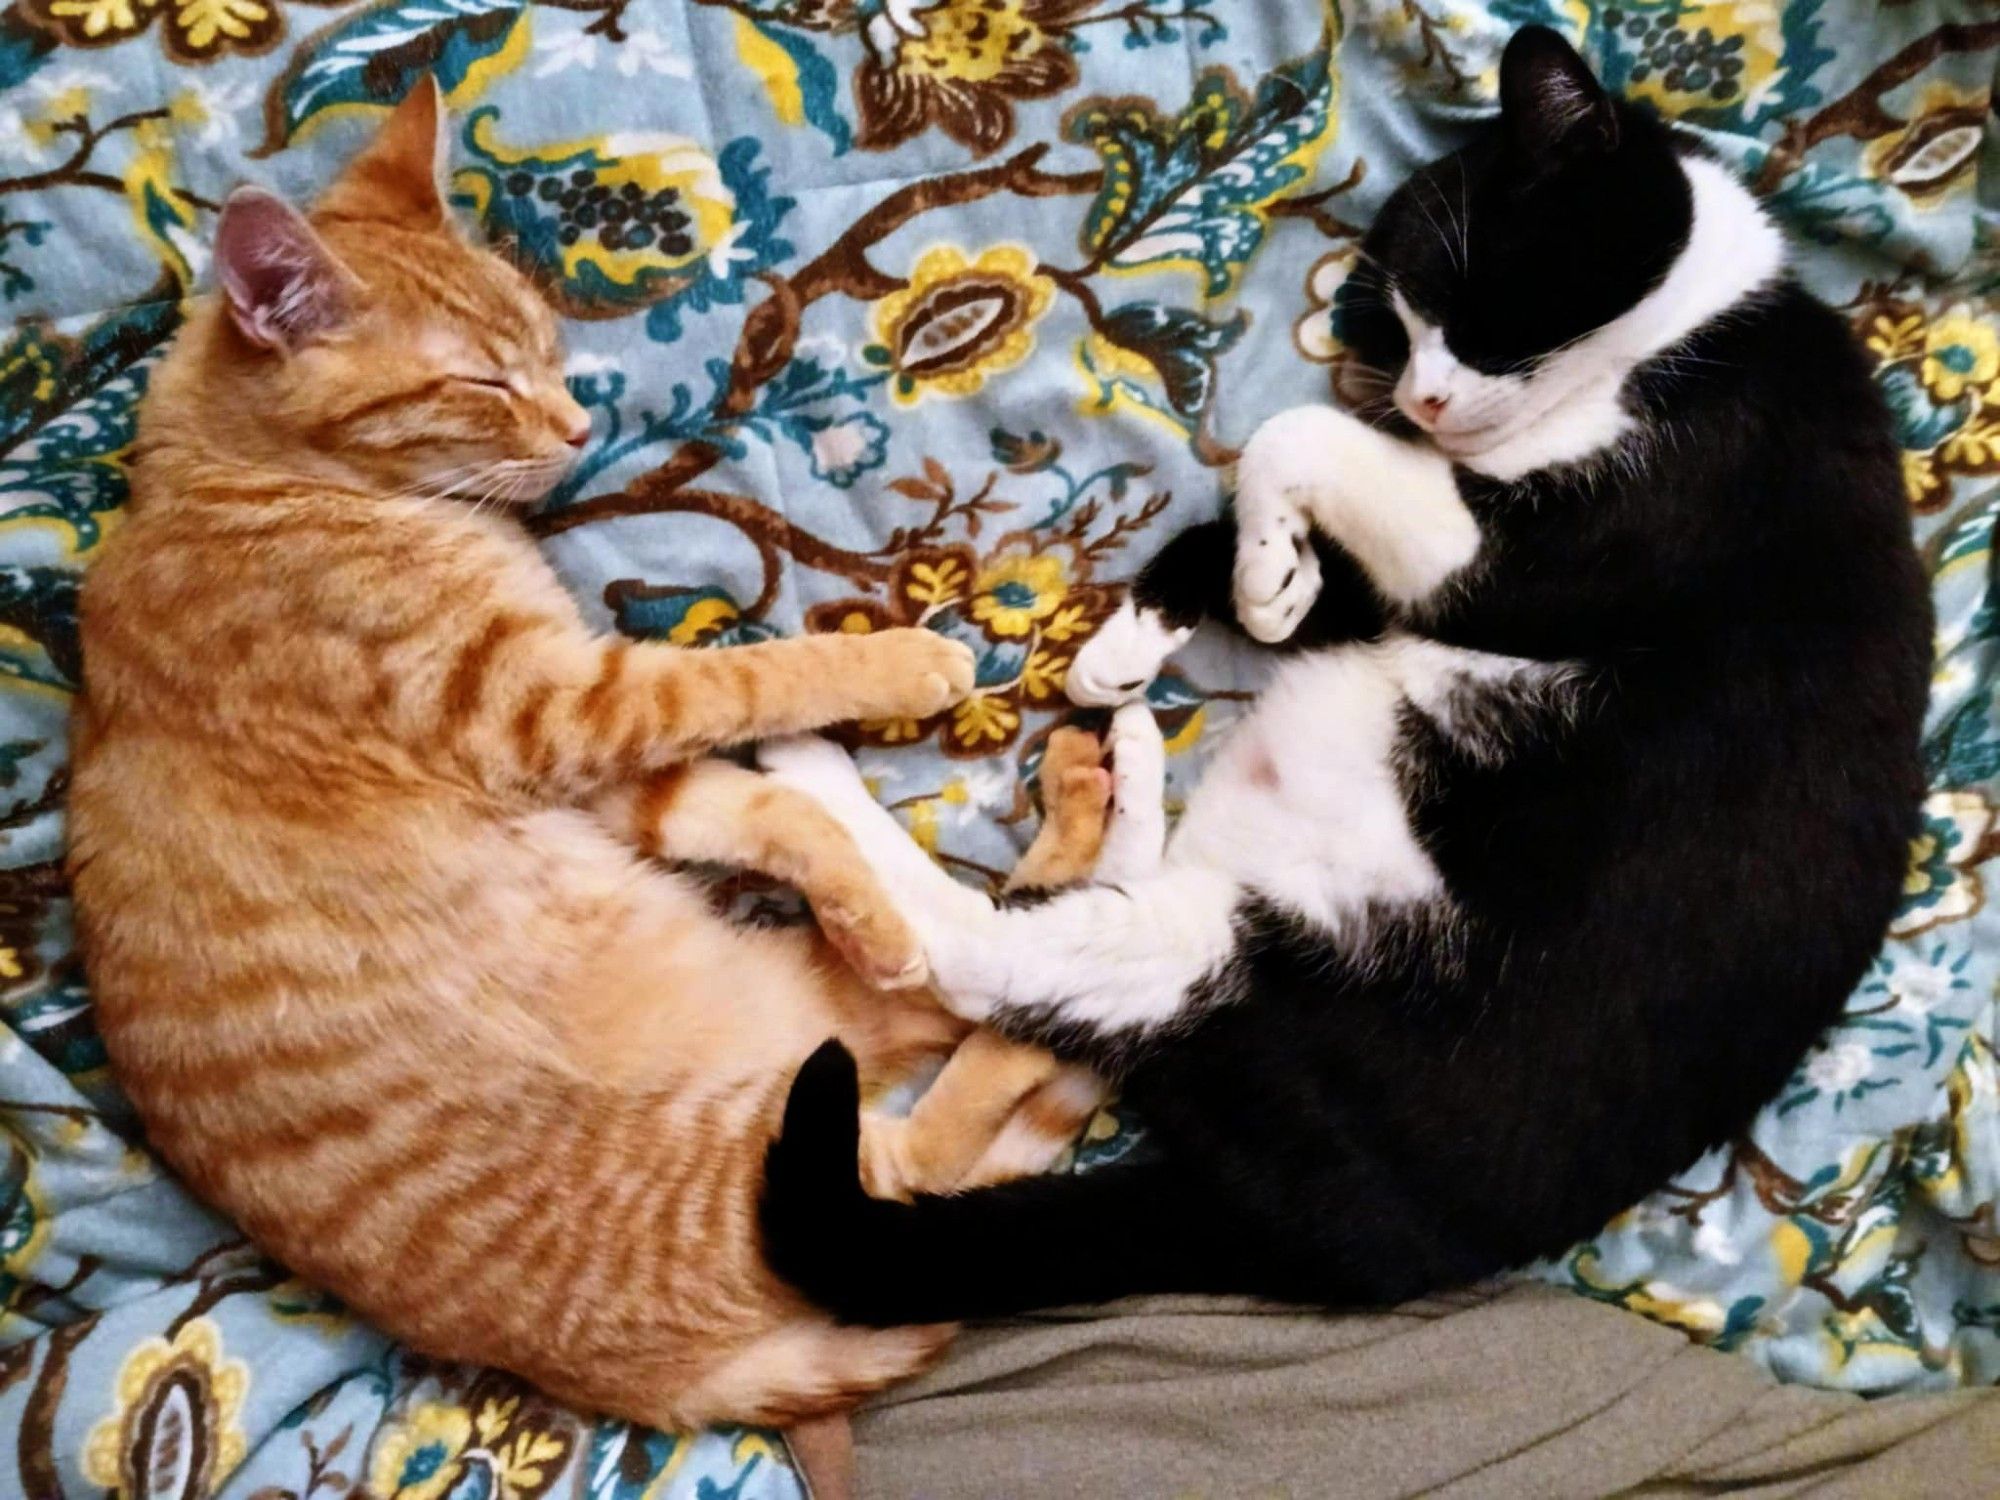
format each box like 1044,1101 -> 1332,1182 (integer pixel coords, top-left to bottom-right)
817,897 -> 929,991
1041,726 -> 1113,827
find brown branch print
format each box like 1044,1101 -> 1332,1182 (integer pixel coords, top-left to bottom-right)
565,484 -> 896,608
529,144 -> 1102,544
0,108 -> 219,211
19,1313 -> 101,1500
1750,21 -> 2000,196
1269,158 -> 1369,239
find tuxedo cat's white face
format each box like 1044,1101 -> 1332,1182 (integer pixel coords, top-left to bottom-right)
1388,289 -> 1526,460
1332,29 -> 1784,477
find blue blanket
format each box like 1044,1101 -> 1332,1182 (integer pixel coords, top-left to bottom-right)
0,1 -> 1995,1494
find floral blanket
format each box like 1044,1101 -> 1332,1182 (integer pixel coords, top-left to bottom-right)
0,0 -> 1996,1494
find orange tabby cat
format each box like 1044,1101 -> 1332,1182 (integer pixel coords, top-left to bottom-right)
67,81 -> 1108,1431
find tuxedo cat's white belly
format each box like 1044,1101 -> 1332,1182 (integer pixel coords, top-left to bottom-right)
1171,635 -> 1553,933
1170,642 -> 1440,932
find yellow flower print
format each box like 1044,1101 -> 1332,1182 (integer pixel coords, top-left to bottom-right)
1901,450 -> 1942,508
175,0 -> 270,55
1041,602 -> 1092,644
167,90 -> 208,130
1921,316 -> 2000,403
0,947 -> 20,980
84,1319 -> 250,1499
41,0 -> 135,41
31,0 -> 286,60
969,552 -> 1067,638
1021,647 -> 1069,701
1905,834 -> 1940,897
1942,416 -> 2000,470
906,556 -> 970,607
863,714 -> 926,743
1865,313 -> 1925,363
951,693 -> 1020,748
868,245 -> 1056,406
473,1397 -> 566,1493
38,83 -> 94,121
370,1401 -> 475,1500
907,797 -> 941,853
852,0 -> 1084,154
1861,83 -> 1987,212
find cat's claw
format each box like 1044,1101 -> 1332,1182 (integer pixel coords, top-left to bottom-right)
1234,521 -> 1322,645
1068,600 -> 1190,707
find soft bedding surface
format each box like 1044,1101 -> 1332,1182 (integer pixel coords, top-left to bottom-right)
0,0 -> 1995,1494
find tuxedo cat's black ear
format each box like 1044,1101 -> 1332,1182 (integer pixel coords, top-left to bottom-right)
1500,26 -> 1618,162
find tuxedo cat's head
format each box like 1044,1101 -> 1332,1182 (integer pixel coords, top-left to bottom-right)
1340,27 -> 1778,470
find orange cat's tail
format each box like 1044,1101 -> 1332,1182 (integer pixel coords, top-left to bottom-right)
670,1317 -> 954,1431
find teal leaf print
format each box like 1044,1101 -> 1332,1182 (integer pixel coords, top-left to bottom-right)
606,582 -> 779,647
1098,302 -> 1246,415
0,220 -> 48,303
1067,38 -> 1334,295
0,8 -> 54,93
0,298 -> 177,555
0,568 -> 80,688
1925,689 -> 2000,787
744,18 -> 853,157
252,0 -> 529,158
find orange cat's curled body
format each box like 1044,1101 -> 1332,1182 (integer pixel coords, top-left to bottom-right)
68,82 -> 1108,1431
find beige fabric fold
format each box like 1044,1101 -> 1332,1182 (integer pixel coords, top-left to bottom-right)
853,1284 -> 1998,1497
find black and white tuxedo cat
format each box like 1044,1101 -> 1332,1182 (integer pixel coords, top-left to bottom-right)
755,26 -> 1932,1324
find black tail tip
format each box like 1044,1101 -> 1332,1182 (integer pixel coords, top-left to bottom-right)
779,1037 -> 862,1174
761,1040 -> 867,1283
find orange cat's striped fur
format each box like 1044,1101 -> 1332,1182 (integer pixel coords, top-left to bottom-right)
68,82 -> 1110,1431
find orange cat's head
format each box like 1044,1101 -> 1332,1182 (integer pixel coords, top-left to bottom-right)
158,78 -> 588,503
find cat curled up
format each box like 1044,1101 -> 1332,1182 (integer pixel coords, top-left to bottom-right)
757,28 -> 1932,1323
68,82 -> 1118,1430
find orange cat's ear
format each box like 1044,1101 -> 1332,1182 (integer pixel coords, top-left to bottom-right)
215,187 -> 360,352
314,75 -> 448,228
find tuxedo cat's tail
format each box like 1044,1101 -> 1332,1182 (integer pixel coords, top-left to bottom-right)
762,1041 -> 1237,1325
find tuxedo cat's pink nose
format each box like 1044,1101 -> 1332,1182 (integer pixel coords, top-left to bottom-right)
1415,394 -> 1449,424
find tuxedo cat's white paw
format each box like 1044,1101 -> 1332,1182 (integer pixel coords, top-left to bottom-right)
756,735 -> 872,808
1068,600 -> 1191,706
1234,518 -> 1321,645
1098,703 -> 1168,883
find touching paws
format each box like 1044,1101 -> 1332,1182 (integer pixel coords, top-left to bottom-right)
816,896 -> 928,991
1233,515 -> 1321,645
846,628 -> 977,719
1068,600 -> 1190,707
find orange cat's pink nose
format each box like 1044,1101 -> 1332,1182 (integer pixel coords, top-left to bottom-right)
566,420 -> 591,449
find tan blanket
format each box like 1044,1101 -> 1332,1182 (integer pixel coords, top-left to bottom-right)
851,1286 -> 1999,1497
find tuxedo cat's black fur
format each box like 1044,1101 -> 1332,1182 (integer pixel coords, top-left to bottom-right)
758,28 -> 1931,1323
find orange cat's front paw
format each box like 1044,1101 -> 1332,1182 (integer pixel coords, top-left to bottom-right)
817,895 -> 929,991
844,629 -> 977,720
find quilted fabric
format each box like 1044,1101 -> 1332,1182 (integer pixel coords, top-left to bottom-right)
0,0 -> 1994,1494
